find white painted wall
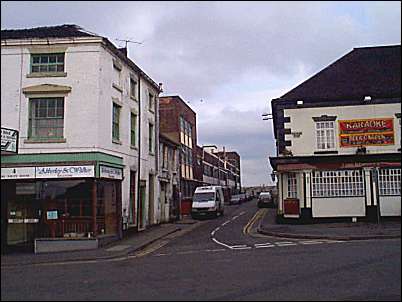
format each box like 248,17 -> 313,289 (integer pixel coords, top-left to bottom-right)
380,196 -> 401,216
284,103 -> 401,156
312,197 -> 366,217
1,38 -> 160,228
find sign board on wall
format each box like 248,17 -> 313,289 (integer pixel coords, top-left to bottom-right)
99,165 -> 123,180
1,167 -> 36,180
339,118 -> 394,147
36,165 -> 95,178
1,128 -> 18,153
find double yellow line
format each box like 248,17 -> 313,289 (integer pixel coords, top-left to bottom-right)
243,209 -> 267,235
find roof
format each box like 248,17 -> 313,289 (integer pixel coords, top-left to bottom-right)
279,45 -> 401,101
1,24 -> 161,92
159,95 -> 196,114
1,24 -> 96,39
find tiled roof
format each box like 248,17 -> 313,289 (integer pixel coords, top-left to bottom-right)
1,24 -> 96,39
280,45 -> 401,101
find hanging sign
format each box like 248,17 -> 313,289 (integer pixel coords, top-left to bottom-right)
339,118 -> 394,147
1,128 -> 18,153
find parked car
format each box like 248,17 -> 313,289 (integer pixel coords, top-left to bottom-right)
230,195 -> 241,205
257,192 -> 274,208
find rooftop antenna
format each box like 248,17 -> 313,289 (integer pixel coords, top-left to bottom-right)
115,38 -> 143,48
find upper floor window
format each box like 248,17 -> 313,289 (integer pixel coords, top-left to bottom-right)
112,59 -> 122,88
31,53 -> 64,73
112,103 -> 121,141
316,121 -> 335,150
130,112 -> 137,147
149,123 -> 154,153
148,93 -> 154,112
29,97 -> 64,139
130,78 -> 137,100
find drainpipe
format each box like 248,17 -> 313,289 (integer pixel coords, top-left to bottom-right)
137,76 -> 141,231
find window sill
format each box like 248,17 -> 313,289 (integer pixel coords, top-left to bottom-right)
112,139 -> 122,145
27,72 -> 67,78
130,145 -> 138,150
130,96 -> 137,102
112,83 -> 123,93
24,138 -> 66,144
149,152 -> 155,156
314,150 -> 338,155
148,109 -> 155,114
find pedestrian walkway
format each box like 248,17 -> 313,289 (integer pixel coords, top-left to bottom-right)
258,208 -> 401,240
1,217 -> 200,267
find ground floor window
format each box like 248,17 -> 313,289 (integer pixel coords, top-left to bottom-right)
312,170 -> 364,197
379,168 -> 401,196
287,173 -> 297,198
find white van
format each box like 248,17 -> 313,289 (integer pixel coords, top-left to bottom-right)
191,186 -> 225,218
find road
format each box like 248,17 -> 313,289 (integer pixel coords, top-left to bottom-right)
2,200 -> 401,301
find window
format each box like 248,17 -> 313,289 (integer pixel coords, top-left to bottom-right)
312,170 -> 364,197
287,173 -> 297,198
149,123 -> 154,153
112,103 -> 121,141
29,97 -> 64,139
130,112 -> 137,147
162,145 -> 168,169
31,53 -> 64,73
316,121 -> 335,150
130,78 -> 137,99
379,168 -> 401,196
148,93 -> 154,111
113,60 -> 122,87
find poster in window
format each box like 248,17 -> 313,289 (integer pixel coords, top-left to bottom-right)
338,118 -> 394,147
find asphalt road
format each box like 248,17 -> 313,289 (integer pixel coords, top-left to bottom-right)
2,200 -> 401,301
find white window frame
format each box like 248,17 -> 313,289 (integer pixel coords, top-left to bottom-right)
312,170 -> 364,197
287,173 -> 297,198
379,168 -> 401,196
315,121 -> 336,150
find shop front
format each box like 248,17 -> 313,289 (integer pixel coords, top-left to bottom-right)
1,152 -> 124,253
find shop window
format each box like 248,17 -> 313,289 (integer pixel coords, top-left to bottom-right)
379,168 -> 401,196
31,53 -> 65,73
312,170 -> 364,197
29,97 -> 64,139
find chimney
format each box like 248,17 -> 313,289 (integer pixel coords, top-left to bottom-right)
118,47 -> 127,57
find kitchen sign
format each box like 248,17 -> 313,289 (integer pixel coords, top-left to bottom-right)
339,118 -> 394,147
1,127 -> 18,153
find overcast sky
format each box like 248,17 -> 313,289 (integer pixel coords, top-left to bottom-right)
1,1 -> 401,186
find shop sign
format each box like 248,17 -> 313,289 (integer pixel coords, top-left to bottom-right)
1,167 -> 36,179
100,165 -> 123,180
1,127 -> 18,153
36,165 -> 95,178
339,118 -> 394,147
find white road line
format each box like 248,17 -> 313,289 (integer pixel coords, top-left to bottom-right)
221,221 -> 230,226
231,246 -> 252,250
300,241 -> 324,245
212,237 -> 233,249
255,243 -> 274,247
239,211 -> 246,215
211,230 -> 216,236
154,253 -> 169,257
232,215 -> 240,221
205,249 -> 226,252
255,245 -> 275,249
177,250 -> 199,255
230,245 -> 248,248
274,241 -> 294,245
275,242 -> 297,246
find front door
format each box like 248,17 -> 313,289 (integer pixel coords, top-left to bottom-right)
138,181 -> 146,231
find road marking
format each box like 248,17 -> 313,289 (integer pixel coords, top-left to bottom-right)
255,242 -> 274,247
212,237 -> 234,249
255,245 -> 275,248
231,246 -> 252,250
275,242 -> 297,246
300,241 -> 324,245
221,221 -> 230,226
232,215 -> 240,221
205,249 -> 226,252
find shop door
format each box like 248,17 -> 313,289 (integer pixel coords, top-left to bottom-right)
160,182 -> 167,222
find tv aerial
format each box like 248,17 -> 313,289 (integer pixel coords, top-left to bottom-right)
115,38 -> 144,48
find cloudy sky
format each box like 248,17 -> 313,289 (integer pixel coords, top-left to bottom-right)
1,1 -> 401,186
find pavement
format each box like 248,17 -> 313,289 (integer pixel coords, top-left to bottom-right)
1,216 -> 200,267
258,208 -> 401,240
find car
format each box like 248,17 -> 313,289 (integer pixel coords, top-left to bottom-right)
230,195 -> 241,205
257,192 -> 274,208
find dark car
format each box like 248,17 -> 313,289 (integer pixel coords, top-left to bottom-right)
257,192 -> 274,208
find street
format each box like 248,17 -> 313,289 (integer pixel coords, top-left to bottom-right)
2,200 -> 401,301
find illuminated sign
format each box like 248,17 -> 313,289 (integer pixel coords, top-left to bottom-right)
339,118 -> 394,147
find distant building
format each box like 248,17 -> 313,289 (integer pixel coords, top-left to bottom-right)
269,45 -> 401,223
1,25 -> 161,252
159,96 -> 201,214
